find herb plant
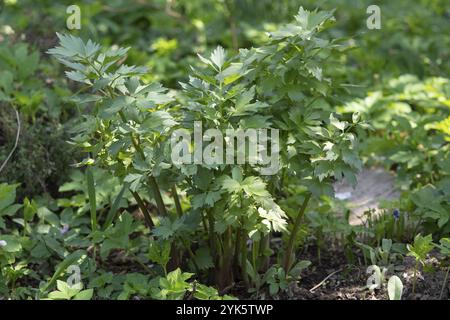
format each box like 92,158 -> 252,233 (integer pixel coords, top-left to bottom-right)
1,0 -> 448,301
49,7 -> 364,293
407,234 -> 434,294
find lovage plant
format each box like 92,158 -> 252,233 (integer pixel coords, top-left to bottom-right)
49,7 -> 364,294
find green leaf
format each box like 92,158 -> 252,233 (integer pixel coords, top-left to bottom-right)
407,234 -> 434,262
0,183 -> 19,213
210,46 -> 226,70
329,113 -> 346,131
23,197 -> 37,222
152,217 -> 183,240
437,238 -> 450,256
73,289 -> 94,300
204,191 -> 222,207
48,33 -> 98,59
216,63 -> 244,84
289,260 -> 311,278
411,185 -> 446,214
193,247 -> 214,270
193,167 -> 213,191
242,177 -> 270,198
0,235 -> 22,253
295,7 -> 334,31
142,83 -> 174,106
219,176 -> 242,194
103,96 -> 134,115
234,86 -> 255,114
92,78 -> 110,91
0,71 -> 13,95
149,240 -> 171,269
287,84 -> 305,102
141,111 -> 178,133
124,174 -> 143,192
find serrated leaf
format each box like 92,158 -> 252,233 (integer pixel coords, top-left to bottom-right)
193,247 -> 214,270
210,46 -> 226,70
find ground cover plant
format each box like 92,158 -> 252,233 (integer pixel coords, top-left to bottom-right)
0,0 -> 448,301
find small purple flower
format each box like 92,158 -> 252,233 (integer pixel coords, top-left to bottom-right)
60,224 -> 70,235
393,209 -> 400,220
0,240 -> 7,247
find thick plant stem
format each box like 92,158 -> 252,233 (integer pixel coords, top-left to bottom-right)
86,167 -> 97,232
258,234 -> 270,272
131,191 -> 154,229
217,227 -> 234,290
283,193 -> 312,272
148,175 -> 168,216
182,239 -> 200,275
240,228 -> 249,288
172,185 -> 183,217
439,266 -> 449,300
234,229 -> 241,275
206,209 -> 216,258
252,239 -> 259,275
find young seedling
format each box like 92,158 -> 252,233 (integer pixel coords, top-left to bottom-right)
407,234 -> 434,295
46,280 -> 93,300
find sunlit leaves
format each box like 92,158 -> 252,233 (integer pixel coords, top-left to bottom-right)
270,7 -> 334,40
407,234 -> 434,263
210,46 -> 226,70
47,280 -> 93,300
197,46 -> 226,71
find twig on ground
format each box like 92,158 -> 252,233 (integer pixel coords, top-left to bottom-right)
309,268 -> 343,292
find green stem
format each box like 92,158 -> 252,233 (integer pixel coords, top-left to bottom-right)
283,193 -> 311,272
223,227 -> 233,266
86,167 -> 97,232
258,234 -> 270,272
206,209 -> 216,257
439,266 -> 449,300
240,228 -> 249,288
234,229 -> 241,273
118,110 -> 127,123
252,239 -> 259,276
183,239 -> 200,275
201,212 -> 208,234
172,185 -> 183,217
131,191 -> 154,229
148,176 -> 167,216
218,227 -> 234,289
